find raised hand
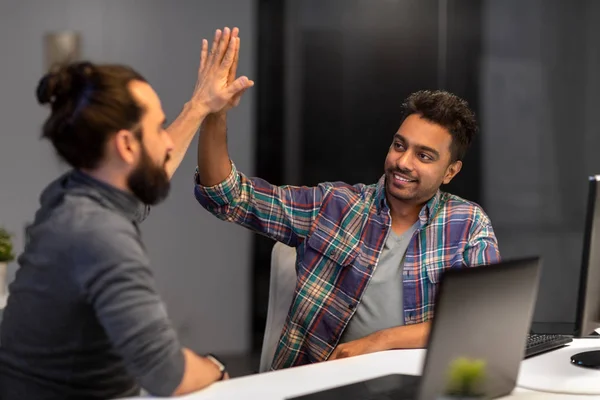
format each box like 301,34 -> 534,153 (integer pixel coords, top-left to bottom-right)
222,30 -> 246,112
191,27 -> 254,115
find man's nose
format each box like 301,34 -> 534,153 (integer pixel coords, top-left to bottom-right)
396,151 -> 415,171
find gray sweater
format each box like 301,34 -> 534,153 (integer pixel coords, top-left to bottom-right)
0,170 -> 184,399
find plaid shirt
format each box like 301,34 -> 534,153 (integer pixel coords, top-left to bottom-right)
194,163 -> 501,370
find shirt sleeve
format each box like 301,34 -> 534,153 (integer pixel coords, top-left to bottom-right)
194,162 -> 333,247
463,218 -> 502,267
74,221 -> 184,397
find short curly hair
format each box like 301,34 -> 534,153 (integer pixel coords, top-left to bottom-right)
401,90 -> 477,162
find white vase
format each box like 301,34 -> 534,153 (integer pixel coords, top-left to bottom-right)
0,262 -> 8,309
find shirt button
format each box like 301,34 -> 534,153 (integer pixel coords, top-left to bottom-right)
348,303 -> 356,310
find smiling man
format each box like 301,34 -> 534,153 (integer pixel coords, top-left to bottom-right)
194,90 -> 501,369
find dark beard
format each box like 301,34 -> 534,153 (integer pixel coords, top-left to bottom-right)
127,145 -> 170,205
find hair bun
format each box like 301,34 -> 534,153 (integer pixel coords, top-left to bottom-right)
35,73 -> 58,105
35,61 -> 95,106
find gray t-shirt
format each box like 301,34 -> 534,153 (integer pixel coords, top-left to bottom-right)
340,223 -> 418,343
0,170 -> 183,399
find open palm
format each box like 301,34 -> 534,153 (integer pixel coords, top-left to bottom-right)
192,27 -> 253,114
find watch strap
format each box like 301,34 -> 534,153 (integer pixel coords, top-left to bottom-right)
205,353 -> 227,381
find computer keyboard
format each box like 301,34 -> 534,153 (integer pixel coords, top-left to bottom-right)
525,333 -> 573,358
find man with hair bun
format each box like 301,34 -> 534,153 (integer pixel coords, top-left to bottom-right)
0,27 -> 252,399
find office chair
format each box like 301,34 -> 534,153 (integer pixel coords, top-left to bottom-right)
259,242 -> 297,372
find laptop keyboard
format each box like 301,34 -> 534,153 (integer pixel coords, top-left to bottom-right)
525,333 -> 572,358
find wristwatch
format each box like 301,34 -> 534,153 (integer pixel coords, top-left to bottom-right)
205,353 -> 227,381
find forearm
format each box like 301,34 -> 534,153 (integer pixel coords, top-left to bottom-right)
194,164 -> 330,246
371,321 -> 431,350
329,321 -> 431,361
165,102 -> 209,179
193,112 -> 329,243
172,348 -> 222,396
197,112 -> 232,186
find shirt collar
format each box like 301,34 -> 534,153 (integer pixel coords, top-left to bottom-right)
69,169 -> 147,223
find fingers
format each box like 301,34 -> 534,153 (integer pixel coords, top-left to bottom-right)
214,27 -> 232,66
199,39 -> 208,73
329,348 -> 340,361
231,87 -> 248,108
211,29 -> 222,57
228,37 -> 241,84
205,26 -> 239,75
221,36 -> 238,72
227,76 -> 253,96
206,29 -> 222,70
329,345 -> 353,361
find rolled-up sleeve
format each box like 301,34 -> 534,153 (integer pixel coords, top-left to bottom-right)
194,162 -> 332,247
463,220 -> 501,267
194,162 -> 242,207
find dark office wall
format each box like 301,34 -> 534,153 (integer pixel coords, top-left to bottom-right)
481,0 -> 600,332
252,0 -> 287,351
294,0 -> 482,202
252,0 -> 483,351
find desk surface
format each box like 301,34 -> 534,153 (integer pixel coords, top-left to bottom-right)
125,339 -> 600,400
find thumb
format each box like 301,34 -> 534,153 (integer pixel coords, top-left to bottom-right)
227,76 -> 254,96
231,88 -> 248,107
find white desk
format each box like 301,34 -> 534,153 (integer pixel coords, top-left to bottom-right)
125,339 -> 600,399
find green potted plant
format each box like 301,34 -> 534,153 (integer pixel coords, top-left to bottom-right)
441,357 -> 487,399
0,227 -> 15,309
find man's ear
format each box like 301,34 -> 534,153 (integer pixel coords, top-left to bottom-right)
114,129 -> 140,166
443,160 -> 462,184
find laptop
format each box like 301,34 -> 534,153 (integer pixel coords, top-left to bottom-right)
287,257 -> 542,400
